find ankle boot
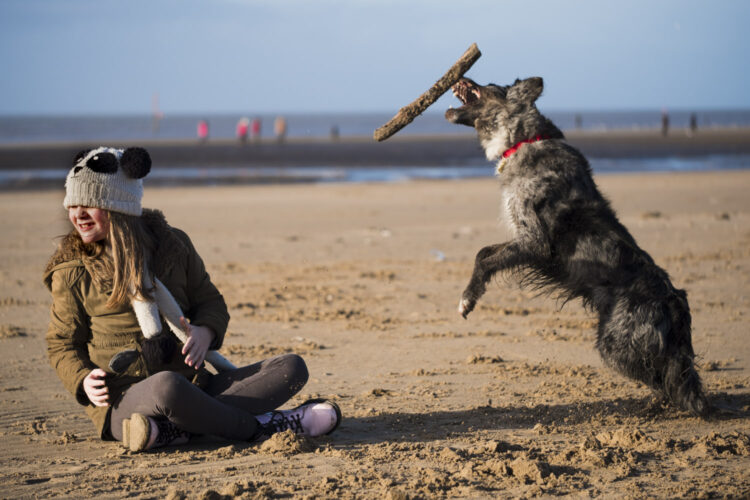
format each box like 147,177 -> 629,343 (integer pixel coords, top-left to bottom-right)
123,413 -> 190,452
252,399 -> 341,442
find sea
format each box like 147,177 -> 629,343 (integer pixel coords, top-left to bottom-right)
1,110 -> 749,187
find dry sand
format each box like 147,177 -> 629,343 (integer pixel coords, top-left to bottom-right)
0,170 -> 748,498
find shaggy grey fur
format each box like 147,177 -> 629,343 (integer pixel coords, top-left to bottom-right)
446,77 -> 709,417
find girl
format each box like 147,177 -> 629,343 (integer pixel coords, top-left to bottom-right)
44,146 -> 340,451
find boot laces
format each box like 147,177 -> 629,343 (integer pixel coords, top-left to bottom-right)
154,419 -> 189,446
264,410 -> 305,435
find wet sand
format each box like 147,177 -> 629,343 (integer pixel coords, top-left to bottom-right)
0,170 -> 749,498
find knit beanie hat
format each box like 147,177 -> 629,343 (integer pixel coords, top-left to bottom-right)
63,146 -> 152,216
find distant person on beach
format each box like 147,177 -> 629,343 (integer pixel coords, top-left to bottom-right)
44,146 -> 341,452
197,119 -> 209,142
661,110 -> 670,137
151,112 -> 163,136
251,117 -> 262,142
274,116 -> 287,143
689,113 -> 698,136
574,114 -> 582,130
236,117 -> 250,144
330,124 -> 340,141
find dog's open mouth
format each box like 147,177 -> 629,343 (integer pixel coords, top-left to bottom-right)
445,78 -> 483,126
452,79 -> 481,105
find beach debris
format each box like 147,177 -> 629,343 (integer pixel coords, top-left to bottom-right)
364,388 -> 395,397
466,354 -> 503,364
0,324 -> 28,338
430,249 -> 446,262
374,43 -> 482,142
640,210 -> 663,219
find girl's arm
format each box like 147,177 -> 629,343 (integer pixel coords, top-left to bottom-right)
176,229 -> 230,351
45,268 -> 96,406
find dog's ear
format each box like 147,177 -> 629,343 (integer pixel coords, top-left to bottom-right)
510,77 -> 544,104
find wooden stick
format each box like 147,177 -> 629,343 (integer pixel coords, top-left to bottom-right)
373,43 -> 482,142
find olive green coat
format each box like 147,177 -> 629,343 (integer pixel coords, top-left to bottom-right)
43,210 -> 229,439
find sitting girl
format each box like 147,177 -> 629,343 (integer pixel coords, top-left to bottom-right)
44,146 -> 340,451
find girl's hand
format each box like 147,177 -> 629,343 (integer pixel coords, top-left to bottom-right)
83,368 -> 109,407
180,316 -> 215,370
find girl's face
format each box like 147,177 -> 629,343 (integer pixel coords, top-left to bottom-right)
68,206 -> 110,244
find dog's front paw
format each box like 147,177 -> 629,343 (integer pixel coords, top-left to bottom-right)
458,297 -> 475,319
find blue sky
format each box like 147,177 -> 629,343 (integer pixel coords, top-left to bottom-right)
1,0 -> 748,115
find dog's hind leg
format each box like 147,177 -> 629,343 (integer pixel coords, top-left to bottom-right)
596,296 -> 710,417
459,241 -> 532,318
662,346 -> 710,417
661,291 -> 710,417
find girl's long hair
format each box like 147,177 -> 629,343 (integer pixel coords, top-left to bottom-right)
81,211 -> 156,308
108,211 -> 156,308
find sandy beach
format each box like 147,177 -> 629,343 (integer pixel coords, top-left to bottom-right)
1,169 -> 749,498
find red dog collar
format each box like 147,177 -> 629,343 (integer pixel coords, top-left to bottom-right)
502,135 -> 550,159
496,135 -> 550,174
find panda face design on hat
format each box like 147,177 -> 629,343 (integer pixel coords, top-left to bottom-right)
64,146 -> 152,216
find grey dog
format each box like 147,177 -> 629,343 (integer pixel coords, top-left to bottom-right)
446,76 -> 709,417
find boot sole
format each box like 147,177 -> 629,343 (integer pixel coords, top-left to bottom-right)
121,418 -> 130,448
128,413 -> 151,452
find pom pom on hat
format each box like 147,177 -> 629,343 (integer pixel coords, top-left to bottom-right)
120,147 -> 151,179
63,146 -> 151,216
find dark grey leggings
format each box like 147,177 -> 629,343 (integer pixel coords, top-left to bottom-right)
109,354 -> 308,441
